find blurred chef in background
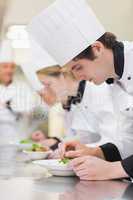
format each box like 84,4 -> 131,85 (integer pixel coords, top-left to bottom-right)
0,39 -> 19,143
22,39 -> 63,150
0,39 -> 48,143
23,39 -> 100,151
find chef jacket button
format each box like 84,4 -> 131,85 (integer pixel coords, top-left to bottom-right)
126,108 -> 130,111
85,106 -> 88,109
127,76 -> 131,80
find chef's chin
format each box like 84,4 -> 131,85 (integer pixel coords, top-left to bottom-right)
92,79 -> 103,85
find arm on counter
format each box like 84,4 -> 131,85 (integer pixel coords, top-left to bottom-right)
100,143 -> 133,179
69,155 -> 129,181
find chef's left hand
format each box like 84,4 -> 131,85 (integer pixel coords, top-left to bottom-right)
69,156 -> 128,181
31,130 -> 46,142
39,87 -> 57,106
58,141 -> 104,159
48,149 -> 60,159
0,101 -> 6,109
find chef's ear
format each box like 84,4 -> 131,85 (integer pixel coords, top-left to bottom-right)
91,41 -> 104,58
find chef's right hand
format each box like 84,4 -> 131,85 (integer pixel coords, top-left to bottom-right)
31,130 -> 46,142
39,87 -> 57,106
58,141 -> 92,159
48,149 -> 60,159
0,101 -> 6,109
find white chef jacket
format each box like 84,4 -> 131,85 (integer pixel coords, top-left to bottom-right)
64,80 -> 133,159
0,80 -> 48,141
102,41 -> 133,160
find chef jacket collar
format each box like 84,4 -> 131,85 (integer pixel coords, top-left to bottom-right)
106,41 -> 124,84
63,80 -> 86,111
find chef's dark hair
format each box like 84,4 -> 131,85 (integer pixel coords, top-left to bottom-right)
73,32 -> 117,61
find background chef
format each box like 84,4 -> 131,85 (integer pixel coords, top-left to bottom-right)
0,39 -> 48,143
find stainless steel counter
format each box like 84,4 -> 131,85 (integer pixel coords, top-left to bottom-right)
0,152 -> 133,200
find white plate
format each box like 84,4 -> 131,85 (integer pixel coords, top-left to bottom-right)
23,150 -> 52,160
33,159 -> 75,177
16,142 -> 33,151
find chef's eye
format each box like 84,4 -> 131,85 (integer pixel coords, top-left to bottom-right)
72,65 -> 82,72
76,65 -> 82,71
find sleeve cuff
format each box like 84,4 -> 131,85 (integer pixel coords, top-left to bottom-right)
48,137 -> 61,151
100,143 -> 122,162
121,156 -> 133,178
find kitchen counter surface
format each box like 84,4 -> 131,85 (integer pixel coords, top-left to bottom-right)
0,152 -> 132,200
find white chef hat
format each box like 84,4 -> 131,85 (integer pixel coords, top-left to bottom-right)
21,38 -> 57,91
0,40 -> 14,63
28,0 -> 105,66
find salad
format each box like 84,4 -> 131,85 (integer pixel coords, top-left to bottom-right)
59,158 -> 71,165
27,143 -> 48,152
20,139 -> 32,144
20,139 -> 48,152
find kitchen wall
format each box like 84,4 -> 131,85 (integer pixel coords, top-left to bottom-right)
2,0 -> 133,64
3,0 -> 133,39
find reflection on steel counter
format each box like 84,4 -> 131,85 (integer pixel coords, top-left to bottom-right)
122,184 -> 133,200
59,180 -> 129,200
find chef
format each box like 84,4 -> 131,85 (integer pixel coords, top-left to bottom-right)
28,0 -> 133,180
0,39 -> 47,142
0,39 -> 18,143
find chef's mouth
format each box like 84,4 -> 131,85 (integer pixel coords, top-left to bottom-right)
78,75 -> 86,80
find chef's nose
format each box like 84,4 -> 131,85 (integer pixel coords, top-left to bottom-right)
72,71 -> 83,80
77,73 -> 87,81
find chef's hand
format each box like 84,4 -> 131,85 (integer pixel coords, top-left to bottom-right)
58,140 -> 104,159
39,87 -> 57,106
69,156 -> 129,181
31,130 -> 46,142
48,149 -> 60,159
0,101 -> 6,109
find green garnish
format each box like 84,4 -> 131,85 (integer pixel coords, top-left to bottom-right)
28,143 -> 47,152
59,158 -> 71,165
32,143 -> 42,149
20,139 -> 48,152
20,139 -> 32,144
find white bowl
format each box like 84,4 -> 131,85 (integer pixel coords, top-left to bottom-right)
23,150 -> 52,160
16,142 -> 33,151
33,159 -> 75,177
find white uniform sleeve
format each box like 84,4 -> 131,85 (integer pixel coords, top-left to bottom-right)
113,111 -> 133,159
109,83 -> 133,159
